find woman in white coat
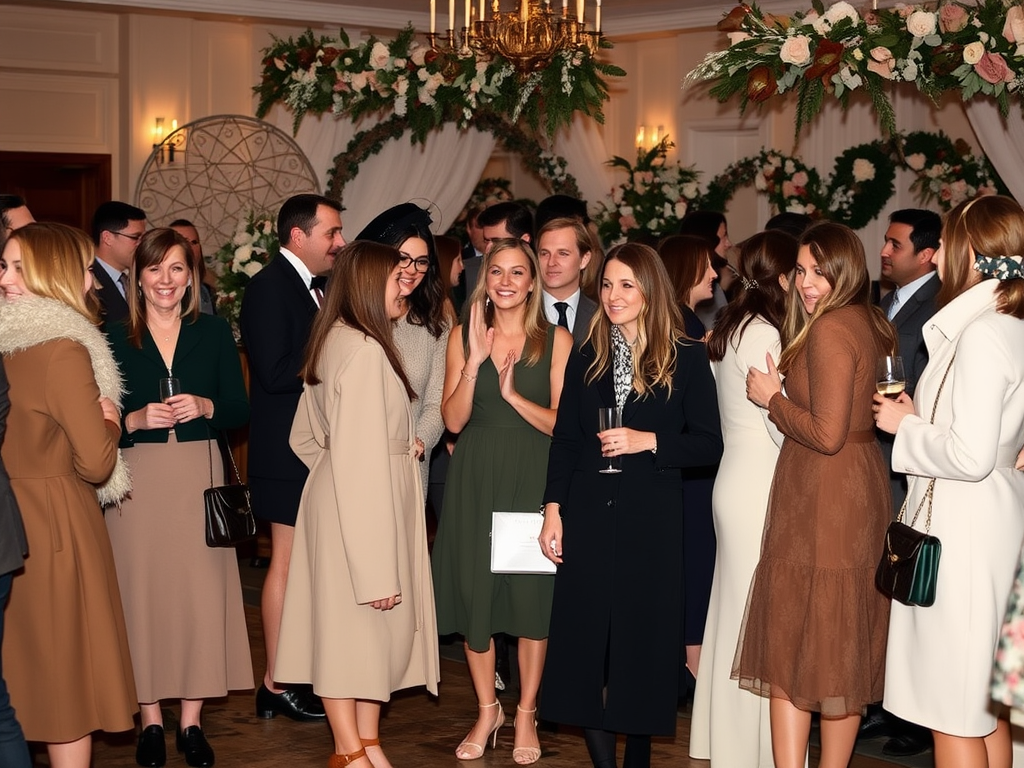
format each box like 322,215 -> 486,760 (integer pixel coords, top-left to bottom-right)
690,230 -> 796,767
874,195 -> 1024,768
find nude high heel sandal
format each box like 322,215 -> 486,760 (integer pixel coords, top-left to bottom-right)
513,705 -> 541,765
455,700 -> 505,760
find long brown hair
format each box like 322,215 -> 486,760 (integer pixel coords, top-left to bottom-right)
658,234 -> 714,310
779,221 -> 897,374
127,228 -> 201,348
937,195 -> 1024,318
707,230 -> 798,362
300,241 -> 415,399
7,222 -> 98,322
465,237 -> 548,366
586,243 -> 685,397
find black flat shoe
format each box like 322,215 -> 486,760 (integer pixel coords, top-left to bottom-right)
176,725 -> 215,768
255,683 -> 326,721
857,704 -> 891,740
882,728 -> 932,757
135,724 -> 166,767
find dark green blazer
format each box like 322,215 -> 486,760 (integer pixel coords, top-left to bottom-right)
107,314 -> 249,448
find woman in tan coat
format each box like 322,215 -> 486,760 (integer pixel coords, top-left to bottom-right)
0,222 -> 135,767
275,241 -> 440,768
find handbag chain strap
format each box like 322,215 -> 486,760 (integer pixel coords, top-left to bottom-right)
206,425 -> 243,489
896,352 -> 956,533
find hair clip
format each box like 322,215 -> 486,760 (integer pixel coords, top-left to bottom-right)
741,276 -> 759,291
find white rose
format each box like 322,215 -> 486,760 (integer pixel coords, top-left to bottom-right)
233,244 -> 253,264
370,41 -> 390,70
242,260 -> 263,278
780,35 -> 812,66
852,158 -> 876,182
394,58 -> 406,68
619,205 -> 634,217
963,41 -> 985,64
682,182 -> 699,198
906,10 -> 937,37
410,46 -> 427,67
396,76 -> 409,96
674,201 -> 689,218
233,230 -> 253,246
905,152 -> 926,171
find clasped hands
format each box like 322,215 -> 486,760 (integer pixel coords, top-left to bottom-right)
130,394 -> 213,430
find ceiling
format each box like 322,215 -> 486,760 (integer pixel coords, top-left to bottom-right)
40,0 -> 802,37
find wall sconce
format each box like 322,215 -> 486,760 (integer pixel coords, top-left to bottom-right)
635,124 -> 664,151
152,117 -> 179,163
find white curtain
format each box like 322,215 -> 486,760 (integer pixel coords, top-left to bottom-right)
965,99 -> 1024,204
552,114 -> 614,213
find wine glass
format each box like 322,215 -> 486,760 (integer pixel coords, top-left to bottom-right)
159,377 -> 182,403
876,356 -> 906,400
598,407 -> 622,474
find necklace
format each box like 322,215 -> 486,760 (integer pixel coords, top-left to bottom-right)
148,319 -> 180,343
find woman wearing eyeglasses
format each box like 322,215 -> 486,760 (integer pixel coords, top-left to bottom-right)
357,204 -> 454,498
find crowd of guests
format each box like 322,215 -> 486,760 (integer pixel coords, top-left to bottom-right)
0,186 -> 1023,768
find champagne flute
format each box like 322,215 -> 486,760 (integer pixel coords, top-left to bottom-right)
876,356 -> 906,400
598,407 -> 622,474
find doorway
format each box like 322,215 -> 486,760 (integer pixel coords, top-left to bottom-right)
0,152 -> 112,233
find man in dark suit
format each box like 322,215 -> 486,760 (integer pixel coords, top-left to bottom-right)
240,193 -> 344,722
536,216 -> 597,347
459,204 -> 489,300
90,201 -> 146,328
860,208 -> 940,758
465,202 -> 534,297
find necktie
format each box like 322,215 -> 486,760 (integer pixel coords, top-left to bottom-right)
554,301 -> 570,330
117,271 -> 129,299
310,276 -> 327,307
887,288 -> 901,321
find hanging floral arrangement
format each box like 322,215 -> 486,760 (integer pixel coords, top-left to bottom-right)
685,0 -> 1024,138
212,212 -> 280,338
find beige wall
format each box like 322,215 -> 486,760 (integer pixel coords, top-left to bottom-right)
0,3 -> 985,263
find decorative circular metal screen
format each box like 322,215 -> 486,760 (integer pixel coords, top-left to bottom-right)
134,114 -> 320,250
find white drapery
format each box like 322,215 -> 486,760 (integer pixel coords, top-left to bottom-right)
552,114 -> 614,213
965,99 -> 1024,205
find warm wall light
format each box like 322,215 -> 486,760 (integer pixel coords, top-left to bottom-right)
153,117 -> 165,143
153,116 -> 180,163
636,125 -> 646,149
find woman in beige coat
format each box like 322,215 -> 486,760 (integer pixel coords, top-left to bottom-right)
275,241 -> 439,768
0,222 -> 135,768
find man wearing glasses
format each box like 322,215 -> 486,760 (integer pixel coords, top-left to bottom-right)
90,201 -> 147,328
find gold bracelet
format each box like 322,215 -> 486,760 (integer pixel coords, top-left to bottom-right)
461,368 -> 477,383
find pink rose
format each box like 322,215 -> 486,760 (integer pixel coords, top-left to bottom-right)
779,35 -> 812,67
618,214 -> 638,232
1004,6 -> 1024,44
867,46 -> 896,79
975,52 -> 1013,84
939,4 -> 968,33
781,180 -> 805,198
792,170 -> 809,186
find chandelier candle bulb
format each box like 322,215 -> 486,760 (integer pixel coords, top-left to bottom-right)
465,0 -> 470,34
577,0 -> 584,23
595,0 -> 601,32
449,0 -> 455,31
430,0 -> 436,34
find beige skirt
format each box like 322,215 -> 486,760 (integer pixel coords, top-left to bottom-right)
105,433 -> 253,702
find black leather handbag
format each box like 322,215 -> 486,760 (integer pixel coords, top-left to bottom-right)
204,431 -> 255,548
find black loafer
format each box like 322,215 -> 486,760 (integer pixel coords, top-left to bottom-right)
857,704 -> 891,740
135,724 -> 166,767
882,729 -> 932,757
176,725 -> 215,767
255,683 -> 326,721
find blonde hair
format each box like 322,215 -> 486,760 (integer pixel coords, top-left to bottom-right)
465,237 -> 548,366
8,222 -> 98,322
779,222 -> 896,374
586,243 -> 685,397
937,195 -> 1024,318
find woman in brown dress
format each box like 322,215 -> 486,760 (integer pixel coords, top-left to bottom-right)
0,222 -> 136,767
741,222 -> 896,768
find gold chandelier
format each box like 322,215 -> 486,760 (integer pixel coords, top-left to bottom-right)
427,0 -> 603,74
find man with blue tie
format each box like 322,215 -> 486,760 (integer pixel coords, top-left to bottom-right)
860,208 -> 941,758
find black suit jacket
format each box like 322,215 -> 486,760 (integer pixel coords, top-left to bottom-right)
90,261 -> 129,329
239,254 -> 317,484
881,272 -> 940,398
0,360 -> 27,576
541,341 -> 722,734
572,294 -> 598,348
878,272 -> 940,508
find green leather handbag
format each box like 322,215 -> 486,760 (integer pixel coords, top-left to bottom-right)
875,481 -> 940,607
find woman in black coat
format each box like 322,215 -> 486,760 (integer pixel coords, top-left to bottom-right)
539,243 -> 723,768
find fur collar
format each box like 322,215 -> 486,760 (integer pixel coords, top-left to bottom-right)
0,297 -> 132,506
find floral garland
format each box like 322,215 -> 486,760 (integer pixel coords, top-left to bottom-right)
213,212 -> 280,337
327,111 -> 581,201
593,138 -> 702,244
685,0 -> 1024,138
255,26 -> 625,141
594,130 -> 1007,240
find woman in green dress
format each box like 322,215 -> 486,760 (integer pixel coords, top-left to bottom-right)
433,238 -> 572,764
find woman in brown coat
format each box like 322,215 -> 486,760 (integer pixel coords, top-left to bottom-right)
0,222 -> 135,767
275,241 -> 439,768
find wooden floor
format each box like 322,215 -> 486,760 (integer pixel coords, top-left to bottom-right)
77,574 -> 905,768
